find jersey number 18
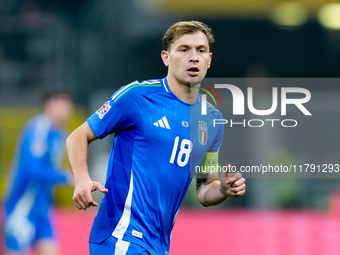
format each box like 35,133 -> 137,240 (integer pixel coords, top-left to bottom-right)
169,136 -> 193,167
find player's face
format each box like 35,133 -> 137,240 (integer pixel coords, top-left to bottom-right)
162,31 -> 212,87
44,98 -> 73,127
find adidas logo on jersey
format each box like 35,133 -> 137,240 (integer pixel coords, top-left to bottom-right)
153,116 -> 170,130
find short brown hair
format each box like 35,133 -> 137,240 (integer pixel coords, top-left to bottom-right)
41,88 -> 73,107
162,21 -> 214,51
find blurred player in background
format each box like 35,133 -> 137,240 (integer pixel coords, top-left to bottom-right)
67,21 -> 246,254
2,89 -> 74,255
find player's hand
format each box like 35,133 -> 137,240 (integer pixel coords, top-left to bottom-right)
73,178 -> 108,210
220,165 -> 246,197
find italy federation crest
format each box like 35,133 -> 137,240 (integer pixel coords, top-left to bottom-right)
198,123 -> 208,145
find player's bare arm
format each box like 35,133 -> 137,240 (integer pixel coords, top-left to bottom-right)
196,152 -> 246,207
66,122 -> 108,210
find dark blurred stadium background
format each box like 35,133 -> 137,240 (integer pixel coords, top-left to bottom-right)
1,0 -> 340,254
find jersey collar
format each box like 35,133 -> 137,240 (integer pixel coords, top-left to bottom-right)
161,77 -> 170,93
161,77 -> 200,106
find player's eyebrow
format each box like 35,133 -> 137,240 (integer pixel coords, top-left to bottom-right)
176,44 -> 209,50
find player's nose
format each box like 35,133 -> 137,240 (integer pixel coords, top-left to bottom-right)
189,50 -> 199,63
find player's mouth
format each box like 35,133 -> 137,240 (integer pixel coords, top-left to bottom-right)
186,66 -> 200,77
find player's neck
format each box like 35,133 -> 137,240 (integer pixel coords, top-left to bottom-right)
167,76 -> 199,104
43,111 -> 62,128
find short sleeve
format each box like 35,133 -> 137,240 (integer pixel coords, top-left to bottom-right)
87,83 -> 139,139
208,111 -> 224,152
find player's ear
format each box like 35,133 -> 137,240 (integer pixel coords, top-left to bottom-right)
161,50 -> 170,67
208,52 -> 212,69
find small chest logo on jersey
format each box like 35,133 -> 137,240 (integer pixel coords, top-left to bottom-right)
96,101 -> 111,119
198,122 -> 208,145
153,116 -> 171,130
132,230 -> 143,239
181,121 -> 189,127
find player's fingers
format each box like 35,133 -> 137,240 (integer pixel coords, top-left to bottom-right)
221,164 -> 232,178
85,190 -> 98,207
232,172 -> 243,179
231,177 -> 246,187
225,173 -> 243,185
231,183 -> 246,193
93,182 -> 108,193
79,193 -> 91,209
76,187 -> 96,209
72,197 -> 81,209
236,188 -> 246,196
224,176 -> 238,185
73,195 -> 86,210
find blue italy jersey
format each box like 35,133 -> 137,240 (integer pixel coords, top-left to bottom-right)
4,114 -> 69,218
87,77 -> 224,254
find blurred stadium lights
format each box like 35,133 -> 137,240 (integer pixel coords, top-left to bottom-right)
160,0 -> 272,17
270,2 -> 308,27
134,0 -> 161,14
159,0 -> 340,32
318,3 -> 340,30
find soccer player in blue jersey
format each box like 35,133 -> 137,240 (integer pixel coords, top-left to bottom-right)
66,21 -> 246,254
3,90 -> 74,255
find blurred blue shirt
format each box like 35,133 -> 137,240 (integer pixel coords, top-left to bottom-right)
4,114 -> 69,218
